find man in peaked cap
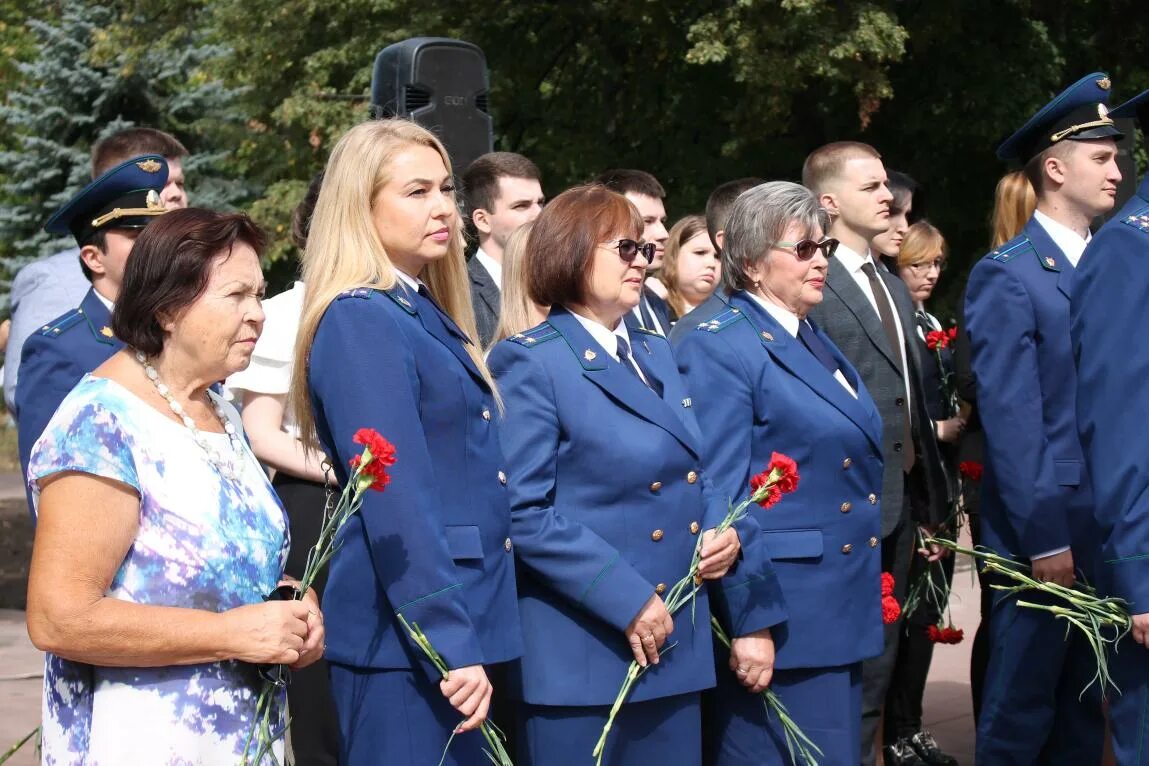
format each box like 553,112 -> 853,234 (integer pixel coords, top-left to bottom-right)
1072,85 -> 1149,764
15,155 -> 169,512
964,73 -> 1122,763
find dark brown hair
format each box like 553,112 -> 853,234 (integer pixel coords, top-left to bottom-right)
705,177 -> 763,250
92,128 -> 188,177
593,168 -> 665,199
527,185 -> 642,307
112,208 -> 266,355
462,152 -> 542,214
801,141 -> 882,196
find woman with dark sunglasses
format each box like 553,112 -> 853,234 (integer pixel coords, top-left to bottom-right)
488,185 -> 782,764
675,181 -> 886,765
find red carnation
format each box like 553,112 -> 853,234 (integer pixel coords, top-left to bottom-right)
946,326 -> 958,341
750,453 -> 800,508
882,595 -> 901,624
944,627 -> 965,644
927,624 -> 943,642
881,572 -> 895,598
959,461 -> 983,482
349,428 -> 397,492
767,452 -> 800,494
925,330 -> 949,351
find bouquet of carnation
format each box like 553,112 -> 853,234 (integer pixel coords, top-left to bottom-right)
243,428 -> 397,765
593,454 -> 801,765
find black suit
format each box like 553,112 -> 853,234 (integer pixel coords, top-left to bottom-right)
468,256 -> 501,348
807,255 -> 949,766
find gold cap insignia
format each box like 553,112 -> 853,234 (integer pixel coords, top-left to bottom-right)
100,326 -> 115,338
1097,77 -> 1112,91
136,159 -> 163,173
583,349 -> 597,361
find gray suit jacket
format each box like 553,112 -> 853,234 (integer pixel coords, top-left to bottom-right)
468,256 -> 500,348
808,256 -> 950,535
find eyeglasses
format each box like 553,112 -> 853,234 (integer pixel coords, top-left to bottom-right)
774,237 -> 839,261
907,259 -> 946,274
612,239 -> 657,263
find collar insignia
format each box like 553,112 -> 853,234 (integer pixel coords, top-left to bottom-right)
760,331 -> 774,342
100,326 -> 114,338
1045,257 -> 1057,268
584,349 -> 597,361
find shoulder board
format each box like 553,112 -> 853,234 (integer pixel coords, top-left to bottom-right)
36,308 -> 85,338
989,237 -> 1036,264
508,323 -> 560,347
377,286 -> 417,315
336,287 -> 374,301
1120,205 -> 1149,235
695,306 -> 745,333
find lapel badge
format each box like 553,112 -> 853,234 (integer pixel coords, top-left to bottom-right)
136,158 -> 163,173
1044,257 -> 1056,268
584,349 -> 597,361
682,397 -> 692,408
100,326 -> 114,338
760,331 -> 774,342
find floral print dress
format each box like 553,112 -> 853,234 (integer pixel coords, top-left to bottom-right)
27,375 -> 289,765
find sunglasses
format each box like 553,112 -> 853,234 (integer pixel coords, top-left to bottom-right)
613,238 -> 657,263
775,237 -> 839,261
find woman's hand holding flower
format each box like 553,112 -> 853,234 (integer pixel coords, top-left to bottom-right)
698,527 -> 741,579
625,594 -> 674,667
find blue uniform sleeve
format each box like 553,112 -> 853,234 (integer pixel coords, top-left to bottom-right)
675,330 -> 787,635
309,300 -> 484,678
16,334 -> 83,491
966,260 -> 1069,557
490,340 -> 656,633
1073,224 -> 1149,608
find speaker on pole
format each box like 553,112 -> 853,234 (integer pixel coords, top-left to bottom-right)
370,37 -> 494,178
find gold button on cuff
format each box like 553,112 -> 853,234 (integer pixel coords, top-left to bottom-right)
655,583 -> 667,595
650,481 -> 663,492
651,529 -> 664,542
868,493 -> 878,505
842,458 -> 852,469
498,471 -> 507,485
869,536 -> 879,548
841,544 -> 853,554
482,409 -> 491,421
504,538 -> 513,552
840,501 -> 852,513
686,471 -> 698,484
690,521 -> 701,535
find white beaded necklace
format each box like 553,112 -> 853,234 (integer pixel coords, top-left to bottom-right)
135,350 -> 244,479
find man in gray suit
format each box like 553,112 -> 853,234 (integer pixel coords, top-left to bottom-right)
804,141 -> 949,766
461,152 -> 545,347
5,127 -> 189,413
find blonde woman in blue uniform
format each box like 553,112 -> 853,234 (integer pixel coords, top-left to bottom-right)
290,119 -> 522,765
489,185 -> 784,765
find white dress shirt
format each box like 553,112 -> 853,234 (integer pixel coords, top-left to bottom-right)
569,310 -> 649,385
1033,209 -> 1090,268
746,292 -> 857,398
474,247 -> 503,289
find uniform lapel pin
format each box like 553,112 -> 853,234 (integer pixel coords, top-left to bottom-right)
584,349 -> 597,361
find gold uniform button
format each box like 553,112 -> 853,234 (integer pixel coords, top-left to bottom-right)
498,471 -> 507,485
869,536 -> 879,548
686,471 -> 698,484
651,529 -> 664,542
504,538 -> 512,552
840,501 -> 852,513
868,493 -> 878,505
650,481 -> 663,492
690,521 -> 701,535
841,543 -> 853,554
655,583 -> 667,595
842,458 -> 852,469
482,409 -> 491,421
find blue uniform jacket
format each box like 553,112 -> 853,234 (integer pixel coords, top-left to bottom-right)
307,286 -> 522,682
674,293 -> 885,670
17,288 -> 121,493
1073,177 -> 1149,608
488,306 -> 785,707
966,217 -> 1098,570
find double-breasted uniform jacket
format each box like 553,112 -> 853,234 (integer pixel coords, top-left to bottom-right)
17,288 -> 122,493
467,256 -> 500,348
307,286 -> 522,681
675,293 -> 885,669
1074,176 -> 1149,606
966,217 -> 1099,571
488,306 -> 785,707
808,258 -> 950,535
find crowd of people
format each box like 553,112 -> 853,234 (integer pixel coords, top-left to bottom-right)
6,68 -> 1149,766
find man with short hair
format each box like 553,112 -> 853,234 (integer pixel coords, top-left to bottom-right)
5,127 -> 189,411
16,156 -> 171,503
967,73 -> 1121,765
669,177 -> 763,343
462,151 -> 545,346
595,168 -> 672,335
804,141 -> 949,766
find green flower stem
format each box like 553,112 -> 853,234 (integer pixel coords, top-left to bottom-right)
0,726 -> 40,765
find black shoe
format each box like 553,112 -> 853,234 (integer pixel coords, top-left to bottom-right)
909,730 -> 959,766
883,738 -> 929,766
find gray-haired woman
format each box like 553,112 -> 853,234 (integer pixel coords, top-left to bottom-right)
674,181 -> 886,765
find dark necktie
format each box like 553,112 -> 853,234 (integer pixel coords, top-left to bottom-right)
797,320 -> 840,376
617,336 -> 659,394
859,261 -> 915,472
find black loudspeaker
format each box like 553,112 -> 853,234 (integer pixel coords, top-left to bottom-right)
370,37 -> 494,178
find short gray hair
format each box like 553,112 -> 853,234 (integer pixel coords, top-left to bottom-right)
721,181 -> 830,293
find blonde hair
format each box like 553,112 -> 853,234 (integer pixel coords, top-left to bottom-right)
491,221 -> 547,346
990,170 -> 1037,248
897,220 -> 948,269
662,214 -> 710,317
291,119 -> 497,449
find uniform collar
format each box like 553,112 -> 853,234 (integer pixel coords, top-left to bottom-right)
567,308 -> 632,362
743,291 -> 800,337
1033,209 -> 1090,267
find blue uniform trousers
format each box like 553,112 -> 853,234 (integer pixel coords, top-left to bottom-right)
976,586 -> 1104,764
516,692 -> 701,766
705,663 -> 861,766
1108,634 -> 1149,765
